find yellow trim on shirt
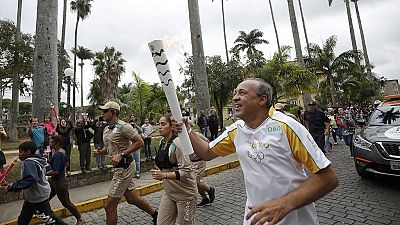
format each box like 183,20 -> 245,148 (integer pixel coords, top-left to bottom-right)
274,120 -> 321,173
210,128 -> 237,157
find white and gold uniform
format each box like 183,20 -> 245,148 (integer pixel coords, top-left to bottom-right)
209,107 -> 330,225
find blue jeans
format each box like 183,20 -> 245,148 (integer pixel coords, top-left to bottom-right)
94,144 -> 105,169
144,138 -> 152,159
200,127 -> 208,138
343,134 -> 354,155
310,131 -> 325,153
133,149 -> 140,175
332,128 -> 342,143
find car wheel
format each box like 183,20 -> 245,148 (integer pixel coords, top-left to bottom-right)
355,163 -> 373,179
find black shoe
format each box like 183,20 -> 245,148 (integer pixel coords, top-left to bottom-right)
208,187 -> 215,203
152,210 -> 158,225
197,198 -> 210,207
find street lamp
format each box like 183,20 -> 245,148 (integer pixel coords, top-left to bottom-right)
64,68 -> 73,123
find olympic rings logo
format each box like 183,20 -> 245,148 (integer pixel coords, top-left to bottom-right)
247,151 -> 265,163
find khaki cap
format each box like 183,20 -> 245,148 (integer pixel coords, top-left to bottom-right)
98,101 -> 120,111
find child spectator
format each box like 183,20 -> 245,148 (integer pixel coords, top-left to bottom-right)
4,141 -> 67,225
41,114 -> 56,136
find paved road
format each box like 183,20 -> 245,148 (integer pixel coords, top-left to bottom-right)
63,141 -> 400,225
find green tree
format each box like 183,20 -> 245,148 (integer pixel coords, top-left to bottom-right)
181,54 -> 242,128
259,46 -> 316,102
307,36 -> 361,106
70,0 -> 93,123
0,19 -> 34,96
73,46 -> 93,114
231,29 -> 269,68
92,46 -> 126,103
146,83 -> 168,120
87,78 -> 101,105
206,56 -> 241,127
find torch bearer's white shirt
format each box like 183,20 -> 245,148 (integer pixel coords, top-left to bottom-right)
209,107 -> 330,225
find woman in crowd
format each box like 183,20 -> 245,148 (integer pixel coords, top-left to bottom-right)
46,135 -> 84,225
150,114 -> 197,225
56,118 -> 73,173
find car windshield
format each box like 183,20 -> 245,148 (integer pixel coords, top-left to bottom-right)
369,105 -> 400,126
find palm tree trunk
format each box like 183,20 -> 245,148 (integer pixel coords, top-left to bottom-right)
80,59 -> 84,116
344,0 -> 359,64
297,0 -> 310,58
0,80 -> 3,121
268,0 -> 282,61
287,0 -> 304,66
32,0 -> 58,122
221,0 -> 229,63
73,13 -> 79,123
188,0 -> 211,116
329,75 -> 337,107
9,0 -> 23,141
58,0 -> 67,110
353,0 -> 371,80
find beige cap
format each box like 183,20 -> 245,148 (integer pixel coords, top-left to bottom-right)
274,103 -> 285,110
98,101 -> 120,111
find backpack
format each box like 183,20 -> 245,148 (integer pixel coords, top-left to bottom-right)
155,135 -> 178,169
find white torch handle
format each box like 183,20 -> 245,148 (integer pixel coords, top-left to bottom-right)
148,40 -> 194,155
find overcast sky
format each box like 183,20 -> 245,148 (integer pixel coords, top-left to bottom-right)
1,0 -> 399,105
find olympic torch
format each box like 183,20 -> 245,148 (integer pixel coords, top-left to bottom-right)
148,40 -> 194,155
0,157 -> 18,184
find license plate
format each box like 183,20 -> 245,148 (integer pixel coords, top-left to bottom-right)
390,161 -> 400,170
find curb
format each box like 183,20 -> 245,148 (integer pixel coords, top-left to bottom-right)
1,160 -> 240,225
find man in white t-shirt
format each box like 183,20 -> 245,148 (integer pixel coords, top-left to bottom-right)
175,78 -> 338,225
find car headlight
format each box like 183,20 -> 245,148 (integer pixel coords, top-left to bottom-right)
353,135 -> 372,151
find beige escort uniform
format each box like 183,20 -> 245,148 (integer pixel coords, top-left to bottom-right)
103,120 -> 137,198
157,138 -> 198,225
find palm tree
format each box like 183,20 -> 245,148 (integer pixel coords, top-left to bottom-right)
261,46 -> 316,102
287,0 -> 304,66
58,0 -> 68,109
188,0 -> 211,116
328,0 -> 358,63
297,0 -> 310,57
308,36 -> 361,106
87,78 -> 101,105
32,0 -> 58,124
267,0 -> 282,61
70,0 -> 93,123
351,0 -> 372,80
92,46 -> 126,103
9,0 -> 22,141
212,0 -> 229,63
73,46 -> 93,114
232,29 -> 269,66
